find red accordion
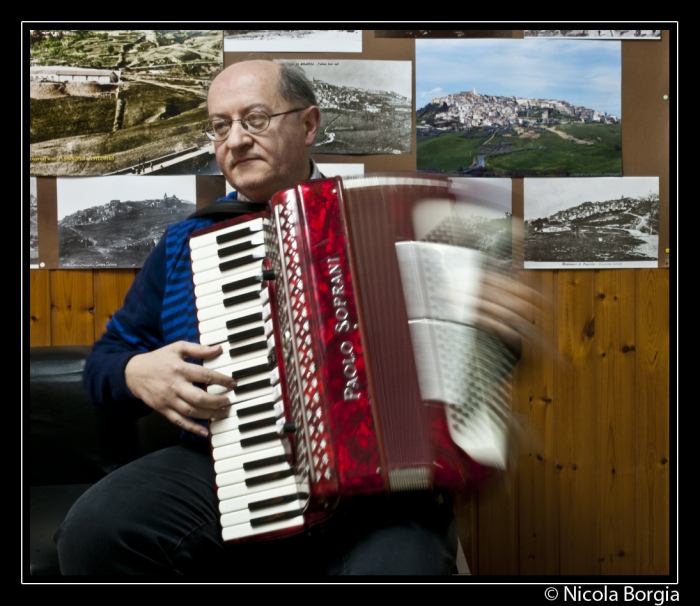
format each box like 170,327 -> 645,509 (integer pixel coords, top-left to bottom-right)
189,175 -> 516,543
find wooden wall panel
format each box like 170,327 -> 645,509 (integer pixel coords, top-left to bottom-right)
92,269 -> 137,340
29,270 -> 51,346
49,270 -> 95,346
555,271 -> 599,575
635,269 -> 670,575
515,269 -> 560,575
596,269 -> 638,574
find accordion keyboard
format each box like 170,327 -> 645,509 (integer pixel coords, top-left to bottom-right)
190,216 -> 307,542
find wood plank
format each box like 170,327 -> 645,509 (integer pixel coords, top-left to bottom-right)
92,269 -> 136,340
29,270 -> 51,346
555,270 -> 598,575
515,268 -> 560,574
49,270 -> 95,345
635,269 -> 670,574
595,269 -> 637,575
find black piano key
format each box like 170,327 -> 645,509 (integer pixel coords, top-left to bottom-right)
245,467 -> 294,487
218,238 -> 265,259
221,274 -> 263,294
240,431 -> 279,448
216,225 -> 263,246
243,454 -> 289,472
219,252 -> 266,273
248,492 -> 299,511
235,378 -> 271,395
228,326 -> 266,344
249,508 -> 303,528
232,363 -> 271,380
228,340 -> 268,358
236,401 -> 276,418
223,290 -> 262,309
226,311 -> 263,330
238,416 -> 277,433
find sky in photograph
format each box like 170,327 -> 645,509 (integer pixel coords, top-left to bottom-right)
56,176 -> 196,220
524,177 -> 658,219
416,39 -> 621,118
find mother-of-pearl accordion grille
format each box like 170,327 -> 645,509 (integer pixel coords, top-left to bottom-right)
267,199 -> 336,491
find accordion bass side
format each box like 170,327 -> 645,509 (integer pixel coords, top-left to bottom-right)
190,175 -> 517,543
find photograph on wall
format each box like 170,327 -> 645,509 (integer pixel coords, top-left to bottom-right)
525,29 -> 660,39
442,177 -> 513,262
416,39 -> 622,177
29,29 -> 223,178
278,59 -> 412,155
29,177 -> 39,268
375,30 -> 512,38
523,177 -> 659,268
224,30 -> 362,53
56,175 -> 196,268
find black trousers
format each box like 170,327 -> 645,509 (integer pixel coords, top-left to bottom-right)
54,444 -> 458,578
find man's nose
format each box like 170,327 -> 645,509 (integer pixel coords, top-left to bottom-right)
224,121 -> 254,148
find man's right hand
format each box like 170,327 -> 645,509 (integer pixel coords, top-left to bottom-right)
125,341 -> 236,437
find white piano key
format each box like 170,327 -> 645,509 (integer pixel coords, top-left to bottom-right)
197,286 -> 262,323
191,224 -> 265,261
189,217 -> 264,251
195,268 -> 262,299
210,407 -> 283,436
220,496 -> 303,528
211,414 -> 279,448
192,241 -> 266,274
193,252 -> 267,287
211,394 -> 282,429
216,460 -> 292,489
218,469 -> 295,501
195,269 -> 263,309
198,307 -> 264,340
214,444 -> 286,475
205,355 -> 269,386
218,483 -> 301,516
202,338 -> 270,369
212,432 -> 284,462
220,514 -> 304,542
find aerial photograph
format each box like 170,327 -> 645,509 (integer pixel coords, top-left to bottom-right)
29,29 -> 223,177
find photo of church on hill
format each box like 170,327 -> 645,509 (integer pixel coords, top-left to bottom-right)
56,175 -> 196,268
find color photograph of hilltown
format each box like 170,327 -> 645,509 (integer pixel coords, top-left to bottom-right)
416,39 -> 622,177
29,29 -> 223,177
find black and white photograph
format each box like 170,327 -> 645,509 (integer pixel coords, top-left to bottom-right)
29,177 -> 39,268
525,30 -> 660,39
30,29 -> 223,178
224,30 -> 362,53
375,30 -> 512,38
278,60 -> 413,155
56,175 -> 196,268
524,177 -> 659,268
436,177 -> 513,262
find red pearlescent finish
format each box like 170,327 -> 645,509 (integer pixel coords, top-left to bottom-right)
289,179 -> 384,496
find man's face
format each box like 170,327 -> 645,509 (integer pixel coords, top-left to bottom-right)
207,61 -> 319,203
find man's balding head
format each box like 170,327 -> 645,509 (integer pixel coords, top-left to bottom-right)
207,60 -> 320,203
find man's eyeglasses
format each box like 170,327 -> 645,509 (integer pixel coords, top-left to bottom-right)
203,108 -> 309,141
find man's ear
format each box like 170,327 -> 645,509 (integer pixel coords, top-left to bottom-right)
303,106 -> 321,147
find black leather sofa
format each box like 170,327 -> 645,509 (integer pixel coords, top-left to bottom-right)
27,346 -> 180,576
